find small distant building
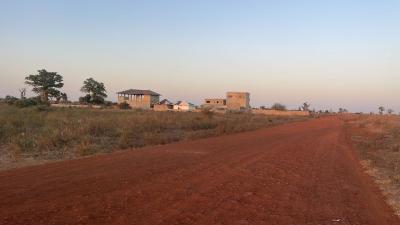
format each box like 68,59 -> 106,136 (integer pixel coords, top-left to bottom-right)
173,101 -> 195,111
154,99 -> 173,111
117,89 -> 160,109
202,92 -> 250,111
226,92 -> 250,110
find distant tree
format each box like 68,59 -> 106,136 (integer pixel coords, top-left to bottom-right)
271,103 -> 286,111
25,69 -> 64,103
260,105 -> 266,110
80,78 -> 107,104
387,109 -> 394,115
301,102 -> 310,111
378,106 -> 385,115
60,93 -> 68,102
19,88 -> 26,99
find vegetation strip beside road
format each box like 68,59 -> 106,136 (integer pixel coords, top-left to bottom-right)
345,115 -> 400,216
0,104 -> 308,170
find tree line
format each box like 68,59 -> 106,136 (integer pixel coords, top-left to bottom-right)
4,69 -> 108,107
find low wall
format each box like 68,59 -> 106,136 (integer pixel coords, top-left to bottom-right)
252,109 -> 310,116
51,104 -> 101,109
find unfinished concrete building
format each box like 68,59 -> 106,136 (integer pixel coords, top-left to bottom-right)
153,99 -> 173,111
117,89 -> 160,109
203,98 -> 226,106
226,92 -> 250,110
202,92 -> 250,111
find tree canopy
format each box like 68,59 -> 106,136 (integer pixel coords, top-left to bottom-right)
25,69 -> 64,102
80,78 -> 107,104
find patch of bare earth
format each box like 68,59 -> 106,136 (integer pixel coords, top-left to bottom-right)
345,115 -> 400,216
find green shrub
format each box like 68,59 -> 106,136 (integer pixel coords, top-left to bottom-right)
14,98 -> 38,108
119,102 -> 131,109
5,95 -> 18,105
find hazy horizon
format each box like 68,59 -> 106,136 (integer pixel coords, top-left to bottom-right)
1,0 -> 399,113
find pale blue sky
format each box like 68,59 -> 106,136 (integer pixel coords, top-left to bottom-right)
0,0 -> 399,112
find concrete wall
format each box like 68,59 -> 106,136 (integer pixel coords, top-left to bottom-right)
253,109 -> 310,116
226,92 -> 250,110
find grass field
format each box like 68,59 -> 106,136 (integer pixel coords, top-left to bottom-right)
346,115 -> 400,216
0,104 -> 307,170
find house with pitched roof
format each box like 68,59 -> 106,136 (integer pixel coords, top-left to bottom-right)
117,89 -> 160,109
153,99 -> 173,111
173,101 -> 195,111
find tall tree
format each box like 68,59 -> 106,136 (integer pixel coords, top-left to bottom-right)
80,78 -> 107,104
25,69 -> 64,102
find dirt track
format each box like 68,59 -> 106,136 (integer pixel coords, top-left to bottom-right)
0,117 -> 399,225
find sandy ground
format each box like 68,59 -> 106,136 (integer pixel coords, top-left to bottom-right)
0,117 -> 398,225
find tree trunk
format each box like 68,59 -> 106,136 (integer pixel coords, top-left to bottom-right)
41,91 -> 48,102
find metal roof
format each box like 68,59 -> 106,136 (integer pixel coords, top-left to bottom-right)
117,89 -> 160,96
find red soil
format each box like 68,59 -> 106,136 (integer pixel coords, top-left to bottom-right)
0,117 -> 398,225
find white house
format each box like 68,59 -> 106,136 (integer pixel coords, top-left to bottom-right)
173,101 -> 195,111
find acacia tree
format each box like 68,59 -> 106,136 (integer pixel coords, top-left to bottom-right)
80,78 -> 107,104
378,106 -> 385,115
301,102 -> 310,111
25,69 -> 64,102
387,109 -> 394,115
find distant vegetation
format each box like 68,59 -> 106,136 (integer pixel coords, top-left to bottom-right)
0,104 -> 307,170
25,69 -> 66,103
270,103 -> 287,111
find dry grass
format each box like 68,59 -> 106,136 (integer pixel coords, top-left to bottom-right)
0,104 -> 307,170
346,115 -> 400,216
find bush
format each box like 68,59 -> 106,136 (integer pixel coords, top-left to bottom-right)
5,96 -> 18,105
14,98 -> 38,108
201,108 -> 214,119
271,103 -> 287,111
79,94 -> 91,104
119,102 -> 131,109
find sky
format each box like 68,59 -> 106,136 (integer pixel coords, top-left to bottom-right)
0,0 -> 399,113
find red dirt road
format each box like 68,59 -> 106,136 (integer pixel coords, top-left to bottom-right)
0,117 -> 399,225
